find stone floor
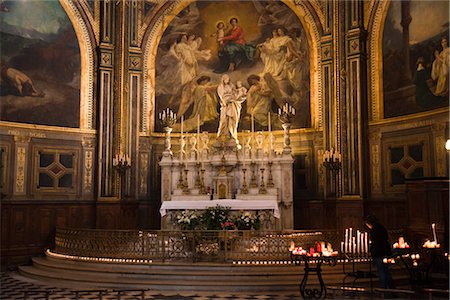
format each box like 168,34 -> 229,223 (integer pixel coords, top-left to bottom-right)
1,272 -> 303,300
1,271 -> 443,300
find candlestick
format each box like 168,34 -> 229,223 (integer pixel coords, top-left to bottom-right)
259,168 -> 267,194
241,168 -> 248,194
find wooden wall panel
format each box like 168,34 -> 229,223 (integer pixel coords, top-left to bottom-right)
1,201 -> 96,268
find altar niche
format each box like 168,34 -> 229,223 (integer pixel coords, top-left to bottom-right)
159,108 -> 295,230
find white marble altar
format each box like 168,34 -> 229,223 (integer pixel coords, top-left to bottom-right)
158,105 -> 296,230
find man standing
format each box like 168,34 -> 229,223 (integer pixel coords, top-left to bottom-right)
365,214 -> 396,291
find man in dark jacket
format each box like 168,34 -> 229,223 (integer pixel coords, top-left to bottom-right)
365,214 -> 396,290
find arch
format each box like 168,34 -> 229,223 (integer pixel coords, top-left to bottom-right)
60,0 -> 96,129
140,0 -> 323,134
367,0 -> 390,122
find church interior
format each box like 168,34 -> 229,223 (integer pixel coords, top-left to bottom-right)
0,0 -> 449,299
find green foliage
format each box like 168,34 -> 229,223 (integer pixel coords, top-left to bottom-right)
176,210 -> 200,230
200,205 -> 231,230
175,206 -> 260,230
234,211 -> 261,230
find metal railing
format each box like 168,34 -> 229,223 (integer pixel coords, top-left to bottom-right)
55,228 -> 341,263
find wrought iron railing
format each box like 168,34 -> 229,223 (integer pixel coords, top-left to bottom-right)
55,228 -> 342,263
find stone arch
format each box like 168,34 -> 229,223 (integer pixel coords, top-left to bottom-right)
60,0 -> 96,129
141,0 -> 323,133
367,0 -> 390,122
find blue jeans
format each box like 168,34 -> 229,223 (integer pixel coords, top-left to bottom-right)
373,257 -> 396,289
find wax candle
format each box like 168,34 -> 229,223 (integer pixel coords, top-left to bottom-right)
353,237 -> 356,254
341,242 -> 344,253
357,231 -> 360,254
432,223 -> 437,243
345,228 -> 349,253
364,232 -> 368,254
349,228 -> 353,252
251,114 -> 255,134
181,115 -> 184,136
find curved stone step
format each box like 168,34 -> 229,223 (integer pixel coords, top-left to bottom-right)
18,254 -> 411,293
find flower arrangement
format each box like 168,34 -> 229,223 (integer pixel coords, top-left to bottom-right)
195,242 -> 219,256
201,205 -> 231,230
174,206 -> 260,231
221,221 -> 237,230
234,211 -> 260,230
176,210 -> 200,230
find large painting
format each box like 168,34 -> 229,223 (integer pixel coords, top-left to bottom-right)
155,0 -> 310,133
0,0 -> 80,127
383,1 -> 449,118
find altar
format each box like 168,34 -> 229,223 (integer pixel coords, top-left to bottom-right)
158,105 -> 296,230
160,199 -> 280,218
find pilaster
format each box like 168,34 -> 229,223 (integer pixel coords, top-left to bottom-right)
13,135 -> 31,196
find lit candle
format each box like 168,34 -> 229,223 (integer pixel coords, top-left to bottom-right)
345,228 -> 348,253
357,231 -> 360,254
364,232 -> 368,254
349,227 -> 353,251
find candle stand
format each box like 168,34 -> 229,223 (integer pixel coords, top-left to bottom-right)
291,253 -> 338,299
159,108 -> 177,156
258,168 -> 267,194
267,161 -> 275,188
113,157 -> 131,200
241,168 -> 248,194
341,253 -> 375,292
278,102 -> 295,154
322,156 -> 341,197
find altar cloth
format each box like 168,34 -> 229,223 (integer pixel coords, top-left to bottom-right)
160,199 -> 280,218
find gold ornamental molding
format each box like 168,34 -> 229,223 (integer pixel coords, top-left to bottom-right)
141,0 -> 323,134
367,0 -> 390,122
14,146 -> 27,195
60,0 -> 96,130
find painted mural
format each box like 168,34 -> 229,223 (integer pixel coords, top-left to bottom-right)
383,1 -> 449,118
155,0 -> 310,133
0,0 -> 80,128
